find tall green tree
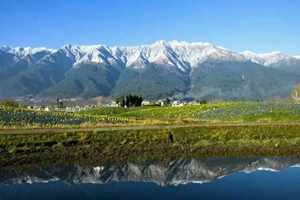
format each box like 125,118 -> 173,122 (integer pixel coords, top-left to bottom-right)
116,96 -> 126,107
116,94 -> 142,107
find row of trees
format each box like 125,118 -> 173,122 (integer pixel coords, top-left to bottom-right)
0,98 -> 19,107
196,99 -> 207,104
116,94 -> 143,107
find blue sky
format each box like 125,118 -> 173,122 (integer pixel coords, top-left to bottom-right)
0,0 -> 299,54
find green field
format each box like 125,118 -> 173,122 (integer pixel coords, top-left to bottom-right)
0,106 -> 136,129
1,101 -> 300,129
79,102 -> 236,119
80,101 -> 300,122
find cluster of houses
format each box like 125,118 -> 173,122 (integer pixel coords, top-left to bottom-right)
27,98 -> 82,103
27,105 -> 98,113
106,99 -> 200,107
141,100 -> 187,107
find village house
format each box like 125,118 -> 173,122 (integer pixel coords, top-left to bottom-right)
142,100 -> 161,107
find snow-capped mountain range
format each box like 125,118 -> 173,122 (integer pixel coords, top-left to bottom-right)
0,40 -> 300,100
2,40 -> 299,71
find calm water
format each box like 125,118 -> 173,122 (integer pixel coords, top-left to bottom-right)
1,158 -> 300,200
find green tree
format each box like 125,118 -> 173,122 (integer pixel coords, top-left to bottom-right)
200,100 -> 207,104
116,96 -> 126,107
125,93 -> 133,107
163,97 -> 171,106
117,94 -> 142,107
0,98 -> 19,107
56,99 -> 64,108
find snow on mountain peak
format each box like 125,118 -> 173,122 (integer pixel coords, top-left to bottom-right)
61,44 -> 115,66
293,55 -> 300,60
258,52 -> 287,66
128,40 -> 246,69
241,50 -> 298,66
118,40 -> 245,71
169,40 -> 189,46
0,46 -> 57,62
1,46 -> 56,56
153,40 -> 168,46
242,50 -> 266,64
258,51 -> 286,60
242,50 -> 256,55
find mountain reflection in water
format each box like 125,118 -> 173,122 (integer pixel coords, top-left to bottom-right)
1,157 -> 299,186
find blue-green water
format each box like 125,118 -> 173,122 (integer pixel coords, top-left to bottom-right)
1,158 -> 300,200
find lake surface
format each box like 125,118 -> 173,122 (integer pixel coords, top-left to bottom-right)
1,157 -> 300,200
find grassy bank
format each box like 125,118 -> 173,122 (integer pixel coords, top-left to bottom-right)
2,125 -> 300,167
